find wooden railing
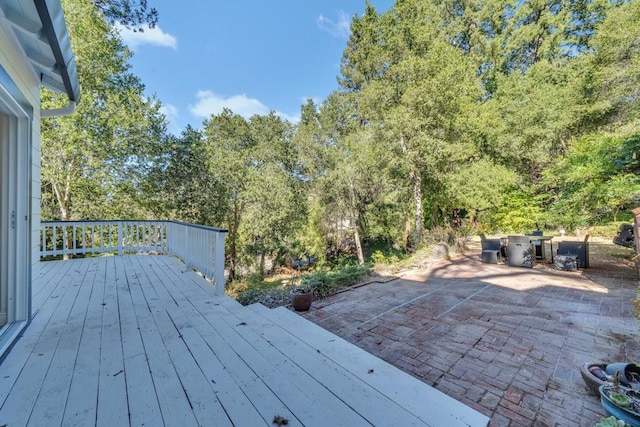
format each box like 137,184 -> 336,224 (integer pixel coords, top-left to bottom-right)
40,220 -> 228,295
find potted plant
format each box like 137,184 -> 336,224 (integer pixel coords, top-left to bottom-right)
290,277 -> 313,311
599,383 -> 640,426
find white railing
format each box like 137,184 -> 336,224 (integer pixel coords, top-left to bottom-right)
165,221 -> 227,294
40,220 -> 228,295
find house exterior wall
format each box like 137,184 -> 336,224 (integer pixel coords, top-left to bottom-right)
0,16 -> 42,323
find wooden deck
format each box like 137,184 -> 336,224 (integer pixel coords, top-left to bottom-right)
0,255 -> 488,426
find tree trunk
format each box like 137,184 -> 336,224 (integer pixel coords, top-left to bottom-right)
353,222 -> 364,265
52,180 -> 74,259
399,134 -> 423,248
259,251 -> 265,278
228,198 -> 241,281
412,169 -> 423,247
404,210 -> 412,250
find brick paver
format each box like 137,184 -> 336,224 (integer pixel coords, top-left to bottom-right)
302,246 -> 640,426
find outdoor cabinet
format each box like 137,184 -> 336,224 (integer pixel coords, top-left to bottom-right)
507,236 -> 535,268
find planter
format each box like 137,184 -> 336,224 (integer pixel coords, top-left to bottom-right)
581,363 -> 608,395
606,363 -> 640,388
290,289 -> 313,311
599,384 -> 640,427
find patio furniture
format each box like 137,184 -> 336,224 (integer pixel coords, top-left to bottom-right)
481,238 -> 503,263
556,234 -> 590,268
529,230 -> 544,259
554,254 -> 578,271
507,235 -> 535,268
614,223 -> 635,248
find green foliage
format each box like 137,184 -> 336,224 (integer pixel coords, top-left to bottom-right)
590,0 -> 640,124
370,250 -> 386,264
300,265 -> 370,299
331,265 -> 369,288
542,133 -> 640,227
41,0 -> 166,221
50,0 -> 640,280
448,158 -> 519,216
92,0 -> 158,29
493,190 -> 545,232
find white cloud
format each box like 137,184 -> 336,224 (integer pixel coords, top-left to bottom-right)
316,11 -> 351,38
189,91 -> 268,118
115,24 -> 177,50
160,103 -> 178,118
189,91 -> 298,123
160,103 -> 182,135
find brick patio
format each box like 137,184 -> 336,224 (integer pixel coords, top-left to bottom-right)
302,245 -> 640,426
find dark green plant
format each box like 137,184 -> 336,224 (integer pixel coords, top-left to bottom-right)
236,289 -> 264,306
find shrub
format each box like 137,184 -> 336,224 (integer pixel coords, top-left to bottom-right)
371,250 -> 387,264
301,265 -> 370,298
331,265 -> 368,287
233,264 -> 371,307
301,270 -> 334,298
236,288 -> 263,306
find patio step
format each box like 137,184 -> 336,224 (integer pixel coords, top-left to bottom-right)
160,260 -> 431,425
247,303 -> 490,427
208,299 -> 433,426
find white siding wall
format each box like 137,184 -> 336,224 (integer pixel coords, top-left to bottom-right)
0,16 -> 42,320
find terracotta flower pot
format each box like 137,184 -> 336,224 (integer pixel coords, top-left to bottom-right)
290,289 -> 312,311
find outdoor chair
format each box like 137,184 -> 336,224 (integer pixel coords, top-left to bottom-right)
613,223 -> 634,248
556,234 -> 590,268
481,238 -> 503,264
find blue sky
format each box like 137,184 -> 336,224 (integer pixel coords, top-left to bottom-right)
116,0 -> 395,135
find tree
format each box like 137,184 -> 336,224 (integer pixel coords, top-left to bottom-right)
143,126 -> 228,226
92,0 -> 158,29
480,59 -> 595,182
41,0 -> 167,222
241,113 -> 305,276
588,0 -> 640,125
447,158 -> 518,227
200,110 -> 305,279
542,133 -> 640,227
340,0 -> 481,246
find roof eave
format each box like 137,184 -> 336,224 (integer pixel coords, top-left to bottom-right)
33,0 -> 80,103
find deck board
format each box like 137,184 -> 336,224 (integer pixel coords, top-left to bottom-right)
121,256 -> 200,427
150,255 -> 355,426
145,255 -> 305,424
249,304 -> 490,427
126,255 -> 234,427
2,258 -> 93,426
115,255 -> 164,427
0,255 -> 489,427
62,257 -> 107,427
28,258 -> 97,426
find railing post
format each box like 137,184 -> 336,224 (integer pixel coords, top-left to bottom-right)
213,231 -> 227,296
117,221 -> 123,256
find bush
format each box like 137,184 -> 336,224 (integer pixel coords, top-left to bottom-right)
301,270 -> 334,298
236,288 -> 263,305
233,264 -> 371,307
331,265 -> 368,287
301,265 -> 370,298
237,287 -> 292,308
371,250 -> 387,264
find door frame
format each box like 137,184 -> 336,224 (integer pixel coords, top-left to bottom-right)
0,79 -> 33,357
